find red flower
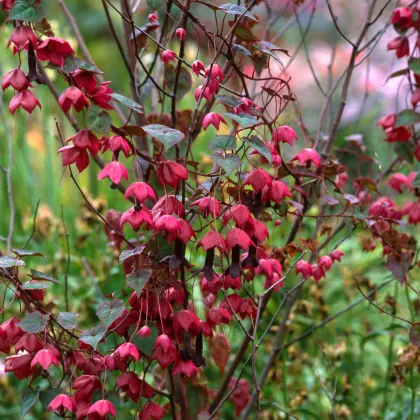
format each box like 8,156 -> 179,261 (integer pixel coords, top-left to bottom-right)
198,230 -> 226,252
48,394 -> 76,415
103,135 -> 131,158
195,85 -> 212,102
9,89 -> 41,114
377,114 -> 396,130
154,215 -> 182,243
172,359 -> 199,377
67,130 -> 102,155
125,182 -> 156,203
98,161 -> 129,184
5,353 -> 34,379
385,126 -> 411,143
318,255 -> 333,271
391,7 -> 412,31
58,145 -> 90,173
226,228 -> 254,250
205,64 -> 224,82
115,342 -> 140,362
173,310 -> 202,337
161,49 -> 176,64
233,98 -> 262,115
1,318 -> 24,343
245,219 -> 269,244
139,401 -> 164,420
15,333 -> 42,354
387,37 -> 409,59
175,28 -> 186,40
2,68 -> 30,91
192,60 -> 205,76
30,348 -> 60,370
291,148 -> 320,167
229,378 -> 250,417
177,219 -> 196,244
138,325 -> 151,338
87,399 -> 117,419
152,195 -> 185,218
408,201 -> 420,224
203,112 -> 227,130
207,307 -> 232,327
59,86 -> 90,113
311,264 -> 326,282
387,172 -> 416,193
90,82 -> 114,110
71,69 -> 98,93
243,169 -> 272,193
223,204 -> 252,228
192,197 -> 221,218
157,161 -> 188,187
262,181 -> 292,203
152,334 -> 178,369
271,125 -> 298,146
7,25 -> 38,53
295,260 -> 313,278
72,375 -> 102,402
121,206 -> 153,230
330,249 -> 344,262
36,37 -> 75,67
148,13 -> 158,23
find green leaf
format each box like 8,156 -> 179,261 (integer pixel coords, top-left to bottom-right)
211,151 -> 242,172
10,0 -> 44,22
395,109 -> 420,127
408,57 -> 420,74
46,56 -> 103,74
39,388 -> 63,409
130,324 -> 158,358
19,312 -> 49,333
79,325 -> 107,350
22,281 -> 49,290
119,245 -> 145,264
231,43 -> 253,57
0,256 -> 25,268
126,269 -> 151,296
58,312 -> 78,330
394,142 -> 415,164
243,135 -> 272,163
223,112 -> 258,128
386,68 -> 409,81
21,387 -> 40,419
219,4 -> 258,21
110,93 -> 143,114
215,95 -> 244,108
228,21 -> 258,42
87,105 -> 111,133
96,299 -> 125,327
12,249 -> 44,257
164,65 -> 192,101
142,124 -> 185,150
209,135 -> 237,151
29,269 -> 60,284
256,41 -> 285,67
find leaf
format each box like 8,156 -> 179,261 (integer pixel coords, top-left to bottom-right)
223,112 -> 258,128
409,323 -> 420,348
58,312 -> 78,330
10,0 -> 44,22
209,333 -> 231,374
22,281 -> 49,290
164,65 -> 192,101
12,249 -> 44,257
394,142 -> 415,164
228,21 -> 258,42
87,105 -> 111,133
215,95 -> 244,108
408,57 -> 420,74
243,135 -> 272,163
96,299 -> 125,328
385,253 -> 413,285
39,388 -> 63,410
21,386 -> 40,419
126,269 -> 152,295
119,245 -> 145,264
386,68 -> 409,81
321,194 -> 339,206
211,151 -> 242,172
395,109 -> 420,127
29,269 -> 60,284
142,124 -> 185,150
19,312 -> 49,333
109,93 -> 143,114
231,43 -> 253,57
130,324 -> 158,358
219,4 -> 258,21
79,325 -> 107,350
256,41 -> 286,67
209,135 -> 237,151
0,256 -> 25,268
342,194 -> 359,205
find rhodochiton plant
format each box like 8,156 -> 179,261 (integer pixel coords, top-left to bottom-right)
1,0 -> 420,418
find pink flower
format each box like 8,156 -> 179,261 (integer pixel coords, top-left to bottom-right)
138,325 -> 151,338
153,215 -> 182,243
72,375 -> 102,402
157,161 -> 188,187
173,359 -> 199,377
5,353 -> 34,379
115,342 -> 140,362
71,69 -> 98,93
176,219 -> 196,244
68,130 -> 102,155
207,307 -> 232,327
195,85 -> 212,102
175,28 -> 186,40
226,228 -> 254,250
198,230 -> 226,252
173,310 -> 202,336
262,181 -> 292,203
318,255 -> 333,271
387,172 -> 416,193
291,148 -> 321,167
377,114 -> 396,130
271,125 -> 298,146
223,204 -> 252,228
30,349 -> 59,370
15,334 -> 42,353
412,89 -> 420,107
36,37 -> 74,67
161,49 -> 176,64
205,64 -> 224,82
9,89 -> 41,114
90,81 -> 114,110
385,126 -> 411,143
58,145 -> 90,173
120,206 -> 153,230
139,401 -> 164,420
408,201 -> 420,224
233,98 -> 262,115
245,219 -> 269,244
59,86 -> 90,113
243,169 -> 272,193
124,182 -> 156,203
387,37 -> 409,59
48,394 -> 75,414
192,60 -> 205,76
103,135 -> 131,157
7,25 -> 38,53
152,334 -> 178,369
203,112 -> 227,130
311,264 -> 326,283
330,249 -> 344,262
148,13 -> 158,24
152,195 -> 185,218
336,172 -> 348,189
192,197 -> 221,218
2,68 -> 30,91
391,7 -> 412,31
98,161 -> 129,184
295,260 -> 312,278
87,399 -> 116,419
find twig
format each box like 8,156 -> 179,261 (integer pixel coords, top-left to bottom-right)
61,206 -> 71,312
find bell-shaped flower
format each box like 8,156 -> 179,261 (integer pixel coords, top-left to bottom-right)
203,112 -> 227,130
387,172 -> 416,193
59,86 -> 90,113
291,148 -> 321,167
9,89 -> 41,114
205,64 -> 224,82
102,135 -> 131,158
157,161 -> 188,187
318,255 -> 333,271
223,204 -> 252,228
391,7 -> 412,31
330,249 -> 344,262
48,394 -> 76,415
139,401 -> 164,420
161,49 -> 176,64
15,334 -> 42,354
175,28 -> 186,40
271,125 -> 298,146
98,161 -> 129,184
120,206 -> 153,231
7,25 -> 38,53
387,36 -> 409,58
2,68 -> 30,91
72,375 -> 102,402
206,307 -> 232,328
198,231 -> 226,252
30,348 -> 59,370
87,399 -> 117,419
295,260 -> 312,278
195,85 -> 212,102
192,60 -> 205,76
176,219 -> 196,244
192,196 -> 221,218
153,215 -> 182,243
138,325 -> 151,338
152,195 -> 185,218
262,181 -> 292,204
377,114 -> 396,130
90,81 -> 114,110
173,310 -> 202,337
172,358 -> 199,377
115,342 -> 140,362
148,13 -> 158,23
152,334 -> 178,369
67,129 -> 101,155
385,126 -> 411,142
125,182 -> 156,203
58,145 -> 90,173
36,37 -> 75,67
243,169 -> 272,193
71,69 -> 97,93
226,228 -> 254,250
